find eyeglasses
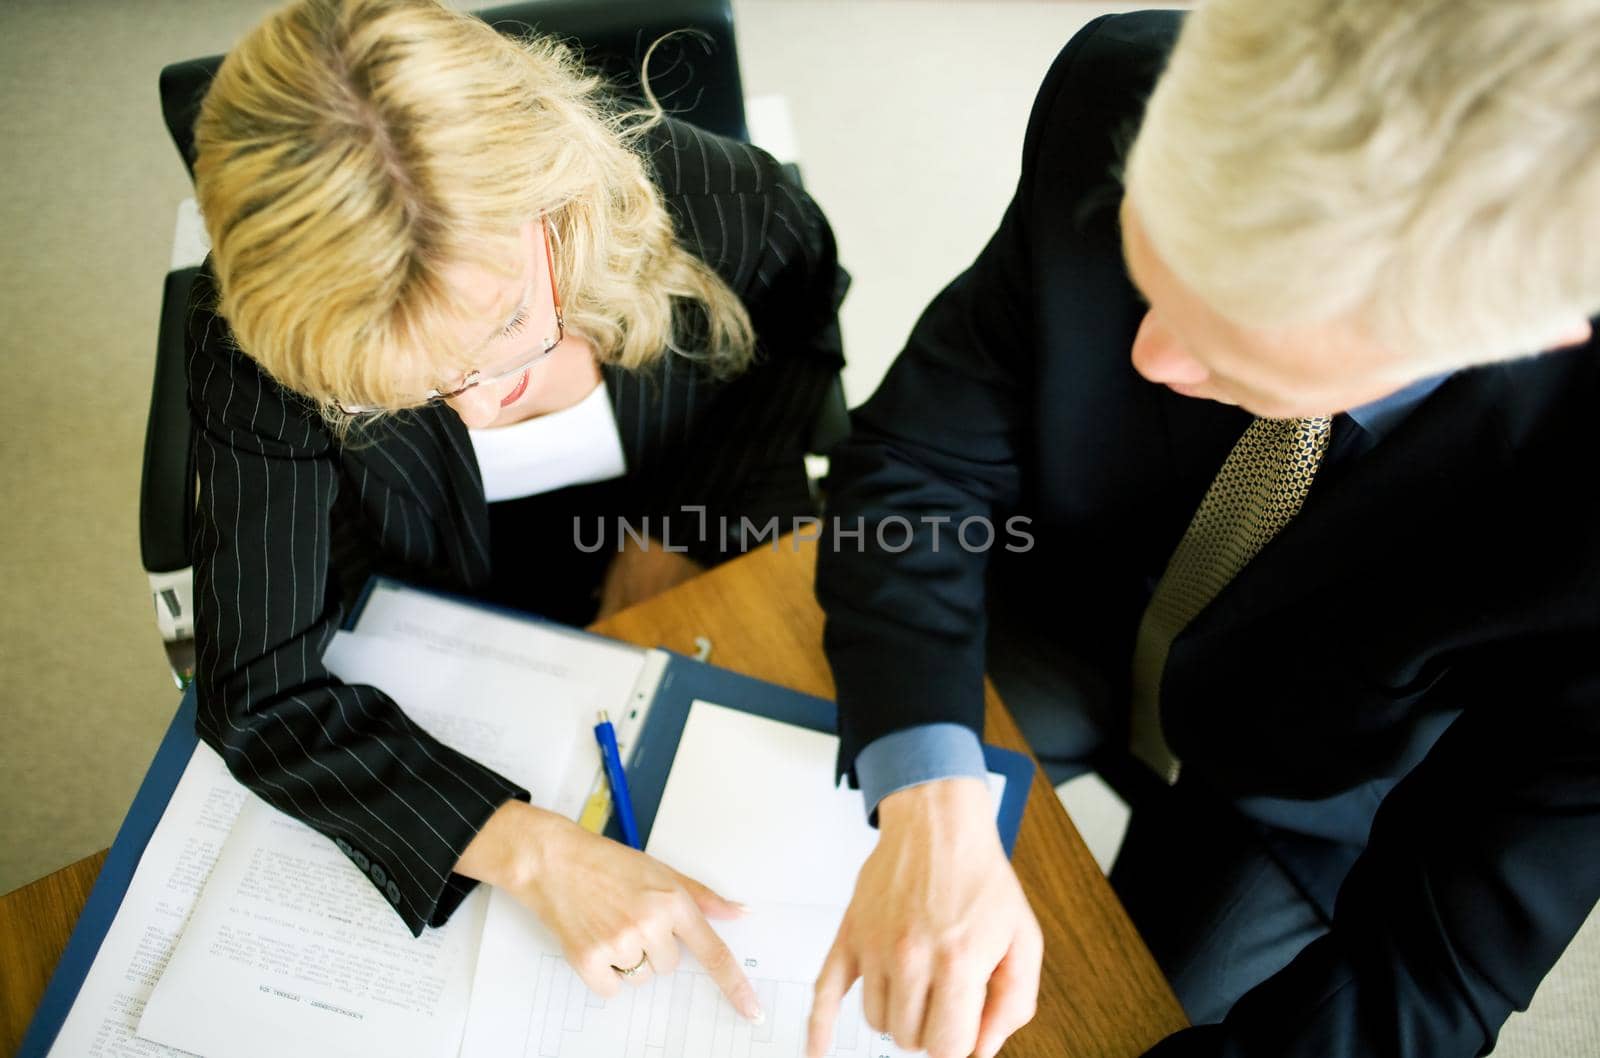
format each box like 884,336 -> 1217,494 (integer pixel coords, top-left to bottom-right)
336,213 -> 565,415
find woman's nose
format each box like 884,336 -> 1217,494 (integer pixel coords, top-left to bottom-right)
444,384 -> 502,429
1130,310 -> 1210,386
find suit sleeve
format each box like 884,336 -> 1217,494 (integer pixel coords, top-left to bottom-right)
187,270 -> 529,936
813,22 -> 1112,777
1147,640 -> 1600,1057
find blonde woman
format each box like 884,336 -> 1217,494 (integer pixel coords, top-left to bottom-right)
188,0 -> 844,1018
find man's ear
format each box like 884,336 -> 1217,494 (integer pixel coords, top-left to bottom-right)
1551,318 -> 1594,349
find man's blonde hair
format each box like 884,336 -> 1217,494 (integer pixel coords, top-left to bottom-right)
1125,0 -> 1600,368
194,0 -> 754,419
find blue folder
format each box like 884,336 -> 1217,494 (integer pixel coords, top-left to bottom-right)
617,650 -> 1034,855
17,689 -> 201,1058
18,582 -> 1033,1057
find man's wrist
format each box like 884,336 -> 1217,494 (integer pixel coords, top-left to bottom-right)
855,723 -> 988,823
877,775 -> 993,831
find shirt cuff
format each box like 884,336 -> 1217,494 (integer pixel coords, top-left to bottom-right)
855,723 -> 988,825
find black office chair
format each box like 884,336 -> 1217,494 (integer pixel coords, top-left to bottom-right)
140,0 -> 848,687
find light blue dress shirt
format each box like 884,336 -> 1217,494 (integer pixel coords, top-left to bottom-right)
852,373 -> 1452,820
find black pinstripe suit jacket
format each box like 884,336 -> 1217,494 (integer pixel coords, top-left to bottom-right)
187,116 -> 846,934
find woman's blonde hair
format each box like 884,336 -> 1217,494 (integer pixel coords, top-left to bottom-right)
1124,0 -> 1600,369
194,0 -> 754,420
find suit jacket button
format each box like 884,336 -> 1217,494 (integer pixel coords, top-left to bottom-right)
369,862 -> 388,888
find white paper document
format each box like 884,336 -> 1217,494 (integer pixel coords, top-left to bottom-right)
352,581 -> 646,705
646,703 -> 1000,909
351,580 -> 661,817
46,745 -> 246,1058
462,900 -> 903,1058
463,701 -> 1006,1058
320,629 -> 592,818
137,629 -> 625,1058
136,794 -> 487,1058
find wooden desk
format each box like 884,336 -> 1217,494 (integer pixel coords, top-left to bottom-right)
1,539 -> 1186,1057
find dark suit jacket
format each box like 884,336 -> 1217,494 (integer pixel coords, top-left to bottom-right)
815,13 -> 1600,1057
189,115 -> 846,936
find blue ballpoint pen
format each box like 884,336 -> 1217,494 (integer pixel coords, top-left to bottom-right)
594,710 -> 641,849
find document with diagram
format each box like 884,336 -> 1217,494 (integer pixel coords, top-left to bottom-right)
463,899 -> 905,1058
462,701 -> 1008,1058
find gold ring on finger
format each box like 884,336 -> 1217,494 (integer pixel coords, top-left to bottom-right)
611,953 -> 649,978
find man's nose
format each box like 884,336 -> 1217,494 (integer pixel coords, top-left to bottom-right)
444,384 -> 502,429
1130,310 -> 1210,386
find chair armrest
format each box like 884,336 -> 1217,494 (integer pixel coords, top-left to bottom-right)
141,266 -> 200,687
141,267 -> 199,577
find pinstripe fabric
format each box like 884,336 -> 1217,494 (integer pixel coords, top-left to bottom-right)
187,117 -> 846,935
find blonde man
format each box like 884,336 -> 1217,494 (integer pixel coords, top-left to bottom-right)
812,5 -> 1599,1058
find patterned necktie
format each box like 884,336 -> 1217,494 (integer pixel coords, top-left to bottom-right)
1129,416 -> 1333,783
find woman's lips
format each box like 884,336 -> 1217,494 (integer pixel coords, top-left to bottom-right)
500,369 -> 531,407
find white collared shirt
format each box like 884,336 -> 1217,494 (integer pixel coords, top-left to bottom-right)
467,380 -> 627,502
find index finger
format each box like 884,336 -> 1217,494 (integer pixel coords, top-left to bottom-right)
807,934 -> 858,1058
676,905 -> 763,1023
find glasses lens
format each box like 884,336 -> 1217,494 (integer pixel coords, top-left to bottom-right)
343,218 -> 563,413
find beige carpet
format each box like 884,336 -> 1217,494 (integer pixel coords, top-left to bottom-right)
0,0 -> 277,898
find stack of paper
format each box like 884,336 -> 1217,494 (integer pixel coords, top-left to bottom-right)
46,588 -> 649,1058
44,585 -> 1006,1058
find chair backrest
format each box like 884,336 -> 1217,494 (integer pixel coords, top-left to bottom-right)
157,0 -> 747,182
